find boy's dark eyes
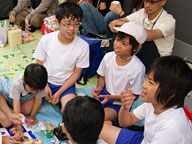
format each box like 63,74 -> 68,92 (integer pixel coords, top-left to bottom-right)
62,23 -> 81,27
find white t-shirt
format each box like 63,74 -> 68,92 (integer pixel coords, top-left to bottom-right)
97,52 -> 145,95
126,8 -> 176,56
33,31 -> 89,85
9,75 -> 46,100
0,134 -> 2,144
134,103 -> 192,144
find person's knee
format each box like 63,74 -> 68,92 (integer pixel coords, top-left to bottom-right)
104,11 -> 118,25
60,94 -> 76,113
30,14 -> 45,28
0,112 -> 12,127
21,108 -> 32,115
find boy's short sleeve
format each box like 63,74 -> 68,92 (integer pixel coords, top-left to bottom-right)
97,54 -> 107,77
76,40 -> 89,68
133,103 -> 150,120
9,79 -> 23,100
35,89 -> 46,98
0,134 -> 2,144
33,36 -> 47,62
130,65 -> 145,95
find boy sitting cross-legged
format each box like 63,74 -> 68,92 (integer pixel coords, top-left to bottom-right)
33,2 -> 89,113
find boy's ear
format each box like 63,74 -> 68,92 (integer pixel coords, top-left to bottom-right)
62,123 -> 67,133
135,44 -> 142,52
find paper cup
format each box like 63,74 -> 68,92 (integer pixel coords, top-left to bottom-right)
45,123 -> 54,138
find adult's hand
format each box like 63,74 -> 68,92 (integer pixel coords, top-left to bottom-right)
9,15 -> 16,23
25,19 -> 31,30
110,1 -> 123,15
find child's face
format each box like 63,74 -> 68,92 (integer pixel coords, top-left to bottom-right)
24,83 -> 39,94
113,36 -> 134,57
141,72 -> 159,104
57,17 -> 80,40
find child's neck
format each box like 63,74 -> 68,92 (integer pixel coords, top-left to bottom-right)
116,55 -> 132,66
153,104 -> 168,115
58,32 -> 74,45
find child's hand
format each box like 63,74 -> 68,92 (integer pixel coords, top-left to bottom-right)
2,136 -> 22,144
91,88 -> 101,99
51,93 -> 60,105
8,113 -> 25,124
45,85 -> 52,101
121,88 -> 135,111
14,130 -> 23,141
100,95 -> 111,104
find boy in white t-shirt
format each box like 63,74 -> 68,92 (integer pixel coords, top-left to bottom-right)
99,56 -> 192,144
33,2 -> 89,113
0,63 -> 47,141
92,22 -> 146,121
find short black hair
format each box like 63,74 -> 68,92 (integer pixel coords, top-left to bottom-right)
148,56 -> 192,109
116,32 -> 139,55
63,96 -> 104,144
56,2 -> 83,23
24,63 -> 47,90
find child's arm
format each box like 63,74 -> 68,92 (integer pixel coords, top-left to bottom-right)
118,89 -> 140,127
0,94 -> 23,124
52,67 -> 82,105
13,99 -> 23,141
36,59 -> 52,101
29,97 -> 42,125
91,76 -> 105,99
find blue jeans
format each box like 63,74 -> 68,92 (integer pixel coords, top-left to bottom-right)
104,11 -> 120,38
80,2 -> 105,35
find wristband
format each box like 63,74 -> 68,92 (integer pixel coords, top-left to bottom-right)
120,12 -> 127,18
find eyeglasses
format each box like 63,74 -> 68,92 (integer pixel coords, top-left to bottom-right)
62,23 -> 81,28
144,0 -> 162,3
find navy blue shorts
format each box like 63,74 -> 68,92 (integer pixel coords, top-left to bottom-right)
48,82 -> 76,100
116,128 -> 144,144
99,87 -> 121,113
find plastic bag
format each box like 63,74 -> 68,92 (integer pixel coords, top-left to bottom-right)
0,20 -> 8,47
